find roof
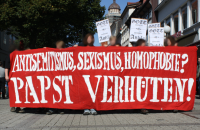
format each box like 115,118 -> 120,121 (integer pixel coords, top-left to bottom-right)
108,0 -> 121,10
127,2 -> 140,5
187,40 -> 200,46
121,1 -> 141,18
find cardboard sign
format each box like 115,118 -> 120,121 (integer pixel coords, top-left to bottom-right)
96,19 -> 112,43
148,27 -> 164,46
130,18 -> 148,42
9,47 -> 197,111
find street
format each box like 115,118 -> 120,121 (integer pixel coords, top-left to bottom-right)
0,97 -> 200,130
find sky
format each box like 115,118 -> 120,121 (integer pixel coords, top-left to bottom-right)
94,0 -> 139,46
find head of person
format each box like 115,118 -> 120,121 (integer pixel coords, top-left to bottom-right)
109,36 -> 117,46
83,33 -> 95,46
136,39 -> 146,47
0,61 -> 2,67
130,42 -> 135,46
198,56 -> 200,64
164,39 -> 168,46
56,40 -> 65,49
115,43 -> 121,47
19,40 -> 24,51
166,36 -> 178,46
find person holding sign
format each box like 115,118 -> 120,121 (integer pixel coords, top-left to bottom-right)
83,34 -> 95,47
136,39 -> 146,47
115,43 -> 121,47
164,36 -> 179,113
7,41 -> 26,113
0,61 -> 5,99
166,36 -> 178,46
132,39 -> 148,114
79,34 -> 97,115
109,36 -> 117,46
197,57 -> 200,97
46,40 -> 66,115
56,40 -> 65,49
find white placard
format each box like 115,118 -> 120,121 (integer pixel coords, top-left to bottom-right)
96,19 -> 111,43
130,18 -> 148,42
148,23 -> 160,28
148,27 -> 164,46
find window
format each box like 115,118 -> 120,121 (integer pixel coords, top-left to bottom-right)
3,31 -> 6,44
145,13 -> 149,19
191,0 -> 198,24
148,19 -> 152,23
182,5 -> 187,29
149,10 -> 152,18
166,17 -> 170,27
161,22 -> 164,27
9,35 -> 12,44
142,8 -> 152,22
173,12 -> 178,33
158,0 -> 164,4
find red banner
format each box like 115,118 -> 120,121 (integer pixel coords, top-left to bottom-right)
9,47 -> 197,111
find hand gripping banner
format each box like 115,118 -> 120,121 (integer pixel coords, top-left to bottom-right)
9,46 -> 197,111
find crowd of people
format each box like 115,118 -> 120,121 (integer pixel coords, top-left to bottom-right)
0,33 -> 199,116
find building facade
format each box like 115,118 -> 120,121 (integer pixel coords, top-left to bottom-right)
155,0 -> 200,47
105,0 -> 121,26
108,0 -> 200,50
121,2 -> 140,47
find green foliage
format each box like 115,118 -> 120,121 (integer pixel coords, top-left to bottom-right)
0,0 -> 105,48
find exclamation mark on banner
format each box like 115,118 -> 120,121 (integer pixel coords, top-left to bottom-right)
187,78 -> 194,101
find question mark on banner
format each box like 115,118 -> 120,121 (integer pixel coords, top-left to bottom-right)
180,54 -> 188,73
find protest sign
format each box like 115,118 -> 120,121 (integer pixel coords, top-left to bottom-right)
9,47 -> 197,111
96,19 -> 111,43
148,23 -> 161,28
147,23 -> 161,46
130,18 -> 148,42
148,27 -> 164,46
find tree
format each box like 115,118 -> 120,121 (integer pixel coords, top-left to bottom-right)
0,0 -> 105,48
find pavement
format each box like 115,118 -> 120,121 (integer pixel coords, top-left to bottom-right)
0,97 -> 200,130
